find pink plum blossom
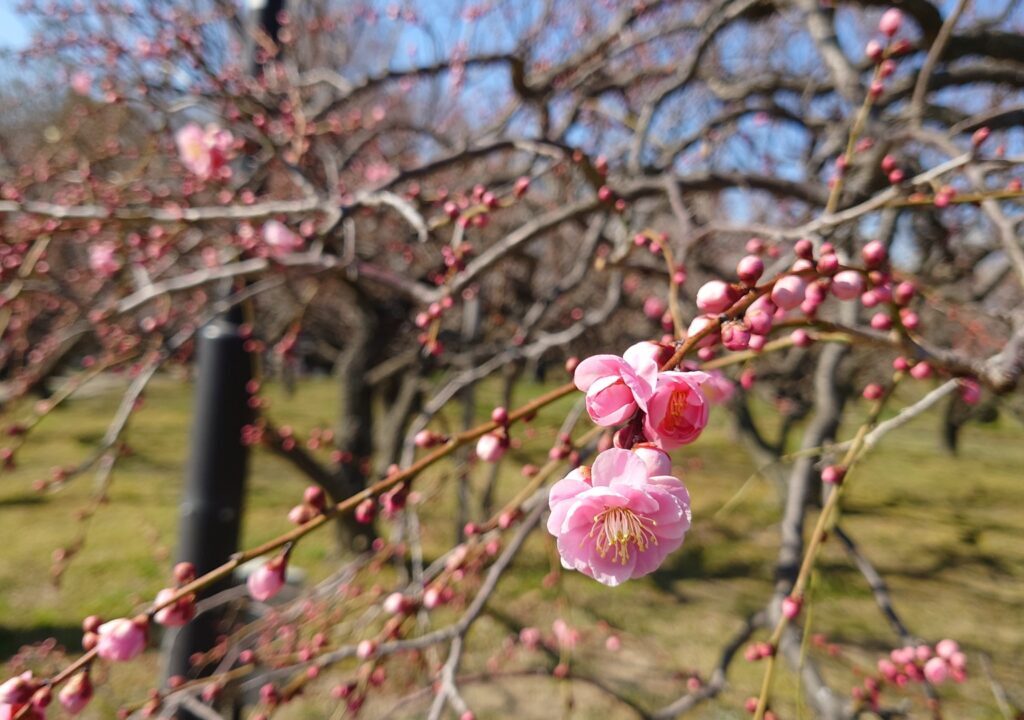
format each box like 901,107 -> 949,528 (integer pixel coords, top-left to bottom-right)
923,656 -> 948,684
935,639 -> 959,659
573,342 -> 660,426
830,270 -> 863,301
547,448 -> 691,586
88,242 -> 120,278
475,432 -> 506,462
57,673 -> 92,715
686,315 -> 720,348
248,556 -> 287,601
643,371 -> 710,449
175,122 -> 234,180
695,280 -> 735,314
153,588 -> 196,627
643,296 -> 666,320
70,71 -> 92,95
96,617 -> 148,662
770,275 -> 807,311
262,220 -> 304,256
0,673 -> 36,708
879,8 -> 902,37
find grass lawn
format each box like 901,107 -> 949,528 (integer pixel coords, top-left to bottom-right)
0,373 -> 1022,718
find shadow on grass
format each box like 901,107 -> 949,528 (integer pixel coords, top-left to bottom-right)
0,494 -> 47,508
0,624 -> 82,659
650,543 -> 763,598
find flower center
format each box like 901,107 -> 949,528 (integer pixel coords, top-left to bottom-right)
661,388 -> 690,433
589,507 -> 657,563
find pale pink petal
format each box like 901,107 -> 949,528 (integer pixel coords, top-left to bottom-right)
591,447 -> 648,487
622,341 -> 661,393
573,355 -> 628,391
585,377 -> 637,426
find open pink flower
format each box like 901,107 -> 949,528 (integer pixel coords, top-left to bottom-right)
96,618 -> 148,662
573,342 -> 659,426
547,448 -> 691,586
643,371 -> 710,449
0,673 -> 37,707
175,122 -> 234,180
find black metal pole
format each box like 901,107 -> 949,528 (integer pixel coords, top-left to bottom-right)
162,305 -> 251,712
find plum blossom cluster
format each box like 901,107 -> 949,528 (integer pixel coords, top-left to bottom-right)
173,122 -> 236,182
573,341 -> 710,449
855,640 -> 968,711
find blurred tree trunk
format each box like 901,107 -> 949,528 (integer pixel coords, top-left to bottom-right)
334,286 -> 380,552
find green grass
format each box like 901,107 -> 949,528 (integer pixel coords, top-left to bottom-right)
1,374 -> 1022,718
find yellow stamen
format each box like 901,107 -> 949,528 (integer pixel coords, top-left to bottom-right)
588,507 -> 658,564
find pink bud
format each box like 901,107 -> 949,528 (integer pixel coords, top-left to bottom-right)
865,39 -> 883,61
899,309 -> 919,330
383,592 -> 407,615
862,241 -> 887,267
173,562 -> 196,584
794,239 -> 814,259
893,281 -> 915,305
247,556 -> 287,602
821,466 -> 845,485
737,255 -> 764,285
830,271 -> 863,301
58,672 -> 93,715
491,406 -> 509,425
696,280 -> 735,314
740,368 -> 756,390
414,430 -> 437,448
770,275 -> 807,311
303,486 -> 325,510
909,361 -> 933,380
746,237 -> 765,254
153,588 -> 196,628
782,595 -> 802,619
971,127 -> 990,148
958,379 -> 981,405
475,433 -> 506,462
790,329 -> 811,347
879,8 -> 902,37
870,313 -> 893,331
722,321 -> 751,351
862,383 -> 884,400
748,334 -> 767,352
356,640 -> 377,660
936,639 -> 960,659
643,296 -> 667,320
745,297 -> 775,335
817,253 -> 839,275
923,657 -> 948,685
96,618 -> 148,662
354,498 -> 376,524
686,315 -> 720,348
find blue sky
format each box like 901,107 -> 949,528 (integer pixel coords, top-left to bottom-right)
0,2 -> 27,48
